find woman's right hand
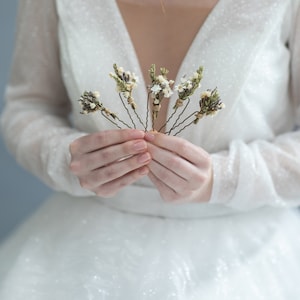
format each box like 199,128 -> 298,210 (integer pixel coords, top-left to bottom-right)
69,129 -> 151,197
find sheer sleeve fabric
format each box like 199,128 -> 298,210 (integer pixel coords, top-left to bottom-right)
210,3 -> 300,210
0,0 -> 92,196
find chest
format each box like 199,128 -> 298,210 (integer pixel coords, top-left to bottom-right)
116,1 -> 219,82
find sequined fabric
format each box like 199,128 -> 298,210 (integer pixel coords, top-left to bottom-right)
1,0 -> 300,298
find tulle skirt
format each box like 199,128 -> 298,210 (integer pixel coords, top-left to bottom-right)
1,189 -> 300,299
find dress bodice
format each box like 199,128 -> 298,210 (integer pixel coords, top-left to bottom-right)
1,0 -> 300,217
55,0 -> 300,217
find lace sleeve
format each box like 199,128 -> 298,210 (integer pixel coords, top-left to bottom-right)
0,0 -> 93,197
209,3 -> 300,210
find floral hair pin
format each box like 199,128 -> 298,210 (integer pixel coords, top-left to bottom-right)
78,63 -> 224,136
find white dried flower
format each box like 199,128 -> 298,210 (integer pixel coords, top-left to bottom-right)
162,87 -> 173,98
151,84 -> 162,94
89,103 -> 96,109
201,90 -> 212,98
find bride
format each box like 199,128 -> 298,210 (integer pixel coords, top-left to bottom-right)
1,0 -> 300,299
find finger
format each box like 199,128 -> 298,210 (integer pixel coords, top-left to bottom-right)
93,166 -> 149,198
80,152 -> 151,189
70,129 -> 145,155
145,132 -> 209,167
148,171 -> 177,202
71,139 -> 148,174
148,159 -> 188,194
147,142 -> 200,182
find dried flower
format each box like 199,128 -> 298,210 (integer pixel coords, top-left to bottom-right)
174,66 -> 203,109
78,64 -> 224,136
78,90 -> 132,129
109,63 -> 139,110
109,63 -> 147,129
148,64 -> 174,123
78,91 -> 103,114
194,88 -> 225,124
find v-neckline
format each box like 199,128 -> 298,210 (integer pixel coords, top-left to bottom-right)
113,1 -> 223,89
112,0 -> 224,130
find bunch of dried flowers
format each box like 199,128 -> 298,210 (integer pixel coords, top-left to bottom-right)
78,63 -> 224,136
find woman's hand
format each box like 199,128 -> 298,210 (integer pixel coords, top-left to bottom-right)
69,129 -> 151,197
145,132 -> 213,203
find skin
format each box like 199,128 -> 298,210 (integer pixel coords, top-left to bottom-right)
69,1 -> 217,202
117,0 -> 219,130
145,132 -> 213,203
69,129 -> 151,197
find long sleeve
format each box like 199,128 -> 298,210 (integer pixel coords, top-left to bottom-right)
210,4 -> 300,210
0,0 -> 93,196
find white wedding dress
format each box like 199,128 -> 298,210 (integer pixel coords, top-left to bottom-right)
1,0 -> 300,299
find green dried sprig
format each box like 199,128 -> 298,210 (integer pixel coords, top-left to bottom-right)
159,67 -> 204,132
174,66 -> 203,109
109,63 -> 138,110
78,91 -> 103,114
194,88 -> 224,124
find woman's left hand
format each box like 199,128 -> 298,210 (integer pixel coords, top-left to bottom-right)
145,132 -> 213,203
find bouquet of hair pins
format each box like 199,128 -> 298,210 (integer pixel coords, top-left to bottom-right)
78,63 -> 224,136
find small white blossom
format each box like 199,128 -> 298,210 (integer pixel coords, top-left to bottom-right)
163,88 -> 173,98
201,90 -> 212,98
151,84 -> 162,94
157,75 -> 166,83
123,91 -> 130,98
89,103 -> 96,109
93,91 -> 100,98
132,73 -> 139,83
117,67 -> 124,75
187,81 -> 193,90
193,72 -> 200,79
175,85 -> 184,93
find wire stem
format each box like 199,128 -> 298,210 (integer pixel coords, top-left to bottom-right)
118,93 -> 136,129
173,119 -> 195,136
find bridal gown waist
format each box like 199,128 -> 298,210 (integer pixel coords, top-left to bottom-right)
81,182 -> 282,220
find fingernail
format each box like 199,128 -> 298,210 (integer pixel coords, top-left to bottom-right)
145,132 -> 155,142
138,153 -> 151,163
130,130 -> 145,139
133,141 -> 146,152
